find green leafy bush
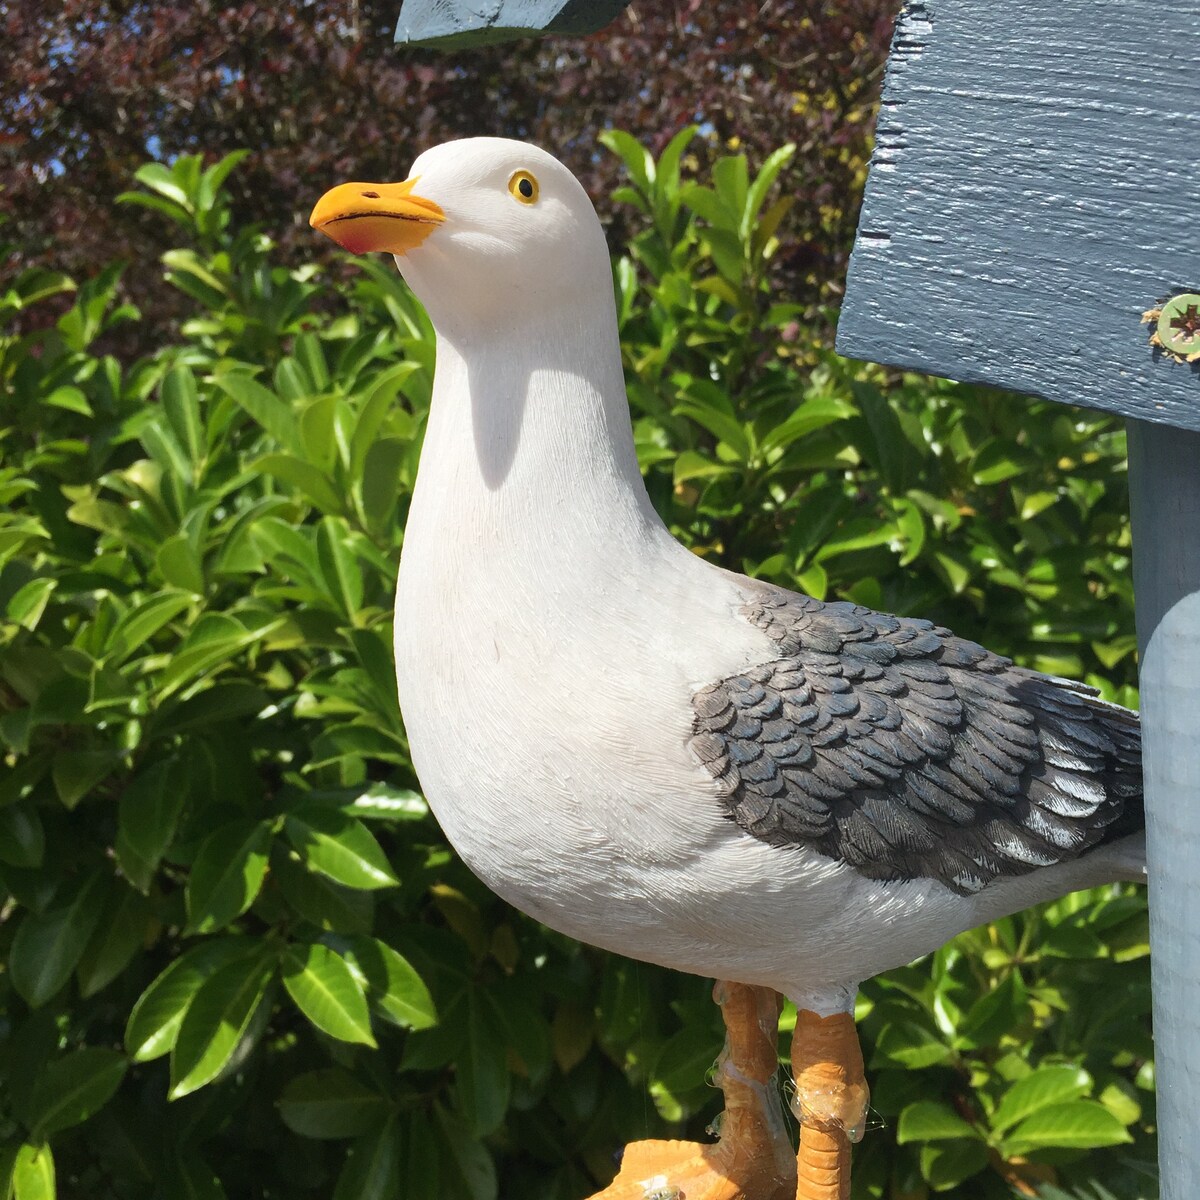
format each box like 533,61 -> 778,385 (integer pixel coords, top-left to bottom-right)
0,136 -> 1150,1200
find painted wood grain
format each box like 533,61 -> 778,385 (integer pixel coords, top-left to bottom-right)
1129,420 -> 1200,1200
395,0 -> 630,48
837,0 -> 1200,432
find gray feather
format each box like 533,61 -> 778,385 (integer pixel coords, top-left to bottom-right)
689,584 -> 1143,895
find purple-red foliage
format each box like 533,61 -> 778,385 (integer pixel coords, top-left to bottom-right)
1,0 -> 895,349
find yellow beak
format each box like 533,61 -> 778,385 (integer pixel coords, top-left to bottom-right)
309,177 -> 445,256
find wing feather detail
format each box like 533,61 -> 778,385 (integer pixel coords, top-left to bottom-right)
690,588 -> 1143,894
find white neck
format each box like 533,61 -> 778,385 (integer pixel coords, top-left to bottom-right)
405,294 -> 676,581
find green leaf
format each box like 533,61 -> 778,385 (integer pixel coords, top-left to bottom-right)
12,1143 -> 55,1200
401,1110 -> 442,1200
185,819 -> 271,933
745,142 -> 796,229
10,872 -> 107,1007
347,628 -> 400,718
0,802 -> 45,868
814,517 -> 896,562
972,439 -> 1034,485
133,161 -> 191,207
162,250 -> 227,307
152,612 -> 277,700
45,384 -> 92,415
333,1117 -> 401,1200
673,449 -> 735,484
955,969 -> 1026,1049
648,1024 -> 720,1122
294,333 -> 330,391
872,1021 -> 954,1070
682,183 -> 738,234
117,189 -> 191,224
157,534 -> 205,593
213,373 -> 299,451
141,420 -> 192,484
51,746 -> 119,809
1042,920 -> 1107,959
0,1144 -> 16,1198
345,935 -> 437,1030
599,129 -> 652,194
434,1105 -> 498,1200
125,938 -> 254,1062
254,452 -> 343,515
759,397 -> 855,455
359,438 -> 408,530
345,784 -> 428,822
308,723 -> 409,768
25,1048 -> 128,1139
278,1068 -> 391,1139
152,682 -> 269,737
1097,1080 -> 1142,1126
282,942 -> 376,1046
284,808 -> 399,890
674,397 -> 750,459
348,362 -> 423,480
170,950 -> 275,1098
897,1100 -> 980,1144
488,987 -> 550,1086
116,758 -> 188,892
161,365 -> 205,465
198,149 -> 250,212
457,992 -> 510,1136
918,1139 -> 988,1191
106,591 -> 193,665
7,577 -> 56,630
275,356 -> 314,402
299,394 -> 341,471
316,516 -> 364,620
932,549 -> 973,595
990,1065 -> 1092,1133
713,153 -> 750,223
1002,1100 -> 1133,1155
76,884 -> 148,997
272,847 -> 375,934
164,1151 -> 228,1200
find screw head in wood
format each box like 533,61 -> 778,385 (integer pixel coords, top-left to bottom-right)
1143,292 -> 1200,363
1158,294 -> 1200,356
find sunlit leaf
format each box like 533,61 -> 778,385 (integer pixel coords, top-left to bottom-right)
281,942 -> 375,1046
283,808 -> 399,890
170,951 -> 275,1098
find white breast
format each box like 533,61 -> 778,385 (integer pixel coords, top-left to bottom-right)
386,293 -> 1123,1004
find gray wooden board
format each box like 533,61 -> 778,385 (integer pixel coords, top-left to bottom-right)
1129,422 -> 1200,1199
395,0 -> 631,48
836,0 -> 1200,432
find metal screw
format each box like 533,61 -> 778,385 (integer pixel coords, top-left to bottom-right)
1158,293 -> 1200,356
639,1179 -> 684,1200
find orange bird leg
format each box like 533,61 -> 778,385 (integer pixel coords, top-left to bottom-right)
789,1010 -> 870,1200
587,982 -> 796,1200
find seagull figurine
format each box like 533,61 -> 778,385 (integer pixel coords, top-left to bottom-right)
310,139 -> 1144,1200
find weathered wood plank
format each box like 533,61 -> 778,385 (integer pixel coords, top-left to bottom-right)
1129,420 -> 1200,1200
395,0 -> 630,48
837,0 -> 1200,432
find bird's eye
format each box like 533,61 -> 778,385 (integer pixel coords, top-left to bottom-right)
508,170 -> 539,205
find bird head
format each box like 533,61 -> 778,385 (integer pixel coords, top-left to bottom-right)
311,138 -> 612,336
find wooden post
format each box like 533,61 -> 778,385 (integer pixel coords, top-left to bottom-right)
1128,421 -> 1200,1196
837,3 -> 1200,1194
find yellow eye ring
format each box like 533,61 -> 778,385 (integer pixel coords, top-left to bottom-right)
508,170 -> 539,205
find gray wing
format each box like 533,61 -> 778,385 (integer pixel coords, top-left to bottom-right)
690,587 -> 1143,895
